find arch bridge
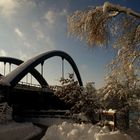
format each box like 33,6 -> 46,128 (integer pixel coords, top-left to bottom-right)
0,50 -> 83,87
0,50 -> 83,117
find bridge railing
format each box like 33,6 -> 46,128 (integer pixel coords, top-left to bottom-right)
16,82 -> 51,92
18,81 -> 42,88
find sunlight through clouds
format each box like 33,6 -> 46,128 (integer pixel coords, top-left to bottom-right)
0,0 -> 18,17
0,0 -> 36,18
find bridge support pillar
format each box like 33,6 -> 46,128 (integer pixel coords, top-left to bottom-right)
41,61 -> 44,76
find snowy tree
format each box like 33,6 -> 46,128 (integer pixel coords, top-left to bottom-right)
67,2 -> 140,88
98,78 -> 129,110
67,2 -> 140,110
67,2 -> 140,46
51,73 -> 82,107
67,2 -> 140,129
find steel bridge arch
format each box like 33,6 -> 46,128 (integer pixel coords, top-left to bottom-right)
0,57 -> 48,87
0,50 -> 83,87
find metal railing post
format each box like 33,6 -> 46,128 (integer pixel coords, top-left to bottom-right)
9,63 -> 11,73
62,57 -> 64,79
4,62 -> 6,76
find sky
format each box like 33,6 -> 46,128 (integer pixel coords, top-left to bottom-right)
0,0 -> 140,88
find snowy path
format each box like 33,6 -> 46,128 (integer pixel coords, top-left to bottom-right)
0,121 -> 41,140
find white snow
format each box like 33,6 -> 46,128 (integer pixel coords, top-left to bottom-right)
0,121 -> 41,140
73,113 -> 89,122
95,131 -> 132,140
0,118 -> 138,140
108,109 -> 116,113
26,117 -> 73,126
41,122 -> 133,140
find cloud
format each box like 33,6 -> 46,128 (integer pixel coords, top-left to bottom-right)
44,10 -> 56,24
21,0 -> 36,10
14,27 -> 32,48
0,49 -> 7,56
32,22 -> 45,40
44,9 -> 68,25
32,22 -> 55,50
23,42 -> 32,48
0,0 -> 18,17
14,28 -> 24,39
0,0 -> 36,18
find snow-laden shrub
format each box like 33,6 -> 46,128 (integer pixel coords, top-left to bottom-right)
41,122 -> 133,140
99,81 -> 129,110
98,79 -> 140,129
51,74 -> 99,124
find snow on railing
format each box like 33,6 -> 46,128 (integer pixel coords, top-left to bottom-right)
18,81 -> 42,88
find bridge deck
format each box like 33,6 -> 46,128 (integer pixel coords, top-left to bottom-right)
15,83 -> 51,92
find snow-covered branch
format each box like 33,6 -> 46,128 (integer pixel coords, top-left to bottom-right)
103,2 -> 140,18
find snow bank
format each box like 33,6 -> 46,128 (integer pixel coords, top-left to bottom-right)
41,122 -> 133,140
96,131 -> 133,140
0,122 -> 41,140
27,117 -> 73,126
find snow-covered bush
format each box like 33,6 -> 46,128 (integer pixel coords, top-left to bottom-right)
99,76 -> 140,111
99,82 -> 129,110
41,122 -> 133,140
98,77 -> 140,129
51,74 -> 99,124
51,73 -> 139,129
51,73 -> 83,108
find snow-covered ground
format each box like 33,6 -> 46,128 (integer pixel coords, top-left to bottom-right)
0,118 -> 139,140
0,121 -> 41,140
41,122 -> 133,140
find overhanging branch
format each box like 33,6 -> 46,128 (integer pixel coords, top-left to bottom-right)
103,2 -> 140,18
